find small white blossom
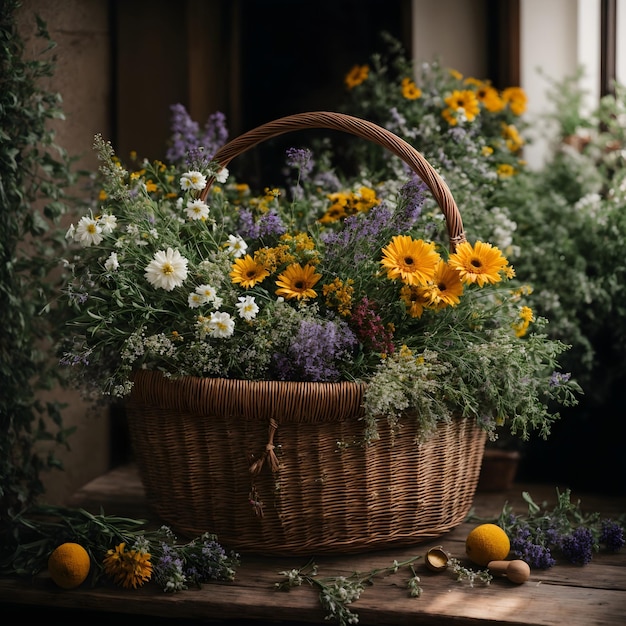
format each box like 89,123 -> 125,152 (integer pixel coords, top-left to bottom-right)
185,199 -> 210,221
226,234 -> 248,258
144,247 -> 189,291
65,224 -> 76,240
104,251 -> 119,271
180,170 -> 207,191
208,311 -> 235,338
236,295 -> 259,320
195,284 -> 217,301
99,213 -> 117,234
188,292 -> 206,308
74,216 -> 103,247
216,167 -> 229,183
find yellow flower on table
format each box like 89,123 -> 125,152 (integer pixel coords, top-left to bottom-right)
103,542 -> 152,589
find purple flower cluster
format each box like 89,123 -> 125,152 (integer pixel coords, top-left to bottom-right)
508,520 -> 557,569
285,147 -> 314,179
600,519 -> 625,552
273,319 -> 357,382
237,207 -> 286,240
394,175 -> 427,230
504,508 -> 624,569
549,371 -> 572,387
560,527 -> 595,565
153,533 -> 239,592
323,202 -> 393,264
166,104 -> 228,166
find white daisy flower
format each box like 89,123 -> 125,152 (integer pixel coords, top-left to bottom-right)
208,311 -> 235,338
185,199 -> 210,221
236,295 -> 259,320
226,234 -> 248,258
180,171 -> 207,191
144,247 -> 189,291
104,251 -> 119,271
75,216 -> 103,247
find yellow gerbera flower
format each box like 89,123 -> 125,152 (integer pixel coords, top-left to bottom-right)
401,77 -> 422,100
448,241 -> 509,287
103,542 -> 152,589
275,263 -> 322,300
230,254 -> 270,289
380,235 -> 440,286
444,89 -> 480,122
345,64 -> 369,89
422,260 -> 464,308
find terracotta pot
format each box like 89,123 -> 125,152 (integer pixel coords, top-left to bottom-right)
477,448 -> 521,492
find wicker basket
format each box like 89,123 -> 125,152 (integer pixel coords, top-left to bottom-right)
125,112 -> 487,555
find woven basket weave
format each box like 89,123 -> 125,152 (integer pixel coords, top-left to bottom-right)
125,112 -> 487,555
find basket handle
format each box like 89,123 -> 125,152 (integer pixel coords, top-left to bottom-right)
200,111 -> 466,250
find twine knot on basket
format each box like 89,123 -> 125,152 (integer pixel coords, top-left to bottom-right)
249,418 -> 280,476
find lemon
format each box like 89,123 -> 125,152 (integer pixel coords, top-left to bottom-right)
48,542 -> 91,589
465,523 -> 510,566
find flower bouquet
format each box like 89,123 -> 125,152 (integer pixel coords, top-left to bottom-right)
59,111 -> 578,554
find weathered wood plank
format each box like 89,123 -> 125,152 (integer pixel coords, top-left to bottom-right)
1,465 -> 624,625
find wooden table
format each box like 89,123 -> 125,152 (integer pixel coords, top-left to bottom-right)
1,465 -> 625,625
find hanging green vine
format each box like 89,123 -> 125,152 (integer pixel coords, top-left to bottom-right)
0,0 -> 80,523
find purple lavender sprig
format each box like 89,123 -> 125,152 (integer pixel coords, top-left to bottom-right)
493,489 -> 624,569
166,104 -> 228,167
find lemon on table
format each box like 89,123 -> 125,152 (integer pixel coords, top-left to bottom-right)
47,542 -> 91,589
465,523 -> 511,566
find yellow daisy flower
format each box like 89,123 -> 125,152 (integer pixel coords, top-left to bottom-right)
103,542 -> 152,589
502,123 -> 524,152
401,77 -> 422,100
380,235 -> 440,286
422,260 -> 464,308
345,64 -> 369,89
230,254 -> 270,288
444,89 -> 480,122
448,241 -> 509,287
476,85 -> 505,112
275,263 -> 322,300
497,163 -> 516,178
502,86 -> 528,115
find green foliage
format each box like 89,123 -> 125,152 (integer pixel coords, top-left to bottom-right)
0,1 -> 78,520
498,79 -> 626,398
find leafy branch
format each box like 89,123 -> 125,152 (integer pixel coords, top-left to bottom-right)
275,556 -> 422,625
